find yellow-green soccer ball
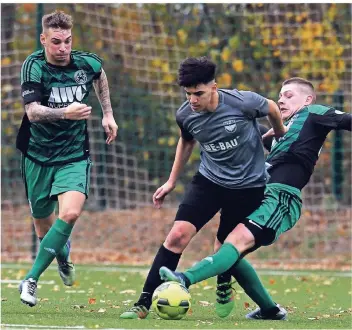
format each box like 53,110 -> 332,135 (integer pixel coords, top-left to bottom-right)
152,281 -> 191,320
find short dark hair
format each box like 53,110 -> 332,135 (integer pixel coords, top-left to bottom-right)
282,77 -> 316,101
178,57 -> 216,87
42,10 -> 73,32
282,77 -> 314,91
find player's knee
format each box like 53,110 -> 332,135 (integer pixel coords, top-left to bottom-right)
243,220 -> 276,246
164,226 -> 193,252
225,224 -> 255,253
59,209 -> 81,224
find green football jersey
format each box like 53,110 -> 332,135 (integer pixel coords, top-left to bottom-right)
17,49 -> 102,165
266,104 -> 351,190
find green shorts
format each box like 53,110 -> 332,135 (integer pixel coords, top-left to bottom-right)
247,183 -> 302,245
22,157 -> 92,219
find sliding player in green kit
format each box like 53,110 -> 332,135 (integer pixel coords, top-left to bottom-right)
17,10 -> 118,307
160,77 -> 352,319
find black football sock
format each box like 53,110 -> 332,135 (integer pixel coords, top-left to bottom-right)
138,244 -> 181,309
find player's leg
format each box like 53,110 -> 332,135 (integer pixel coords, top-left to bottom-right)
212,240 -> 280,319
50,158 -> 92,286
20,159 -> 91,306
160,183 -> 269,285
214,186 -> 264,317
19,157 -> 57,306
241,183 -> 301,320
231,259 -> 287,320
160,184 -> 293,286
120,172 -> 221,319
34,213 -> 71,274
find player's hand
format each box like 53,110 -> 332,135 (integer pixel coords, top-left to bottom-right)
64,102 -> 92,120
263,126 -> 288,140
102,112 -> 118,144
153,181 -> 176,209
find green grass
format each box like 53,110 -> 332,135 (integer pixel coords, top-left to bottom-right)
1,264 -> 351,329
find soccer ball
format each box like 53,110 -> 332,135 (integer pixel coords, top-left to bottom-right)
152,281 -> 191,320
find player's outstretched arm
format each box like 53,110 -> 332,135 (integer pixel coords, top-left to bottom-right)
26,101 -> 91,123
93,68 -> 118,144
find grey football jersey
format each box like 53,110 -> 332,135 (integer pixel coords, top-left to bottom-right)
176,89 -> 269,189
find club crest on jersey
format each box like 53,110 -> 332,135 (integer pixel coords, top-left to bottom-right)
223,119 -> 237,133
74,70 -> 87,84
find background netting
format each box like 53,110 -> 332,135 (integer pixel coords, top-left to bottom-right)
1,3 -> 351,267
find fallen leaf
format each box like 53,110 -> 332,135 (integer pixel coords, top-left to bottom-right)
244,302 -> 250,309
7,284 -> 18,288
97,308 -> 106,313
120,289 -> 136,294
1,298 -> 7,301
269,278 -> 276,284
72,305 -> 86,309
88,298 -> 97,304
52,285 -> 60,292
202,285 -> 213,290
198,300 -> 211,306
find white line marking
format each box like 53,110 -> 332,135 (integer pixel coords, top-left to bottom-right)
1,263 -> 351,277
1,326 -> 127,330
1,325 -> 85,329
1,280 -> 56,284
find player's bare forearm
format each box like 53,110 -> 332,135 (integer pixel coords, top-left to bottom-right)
93,69 -> 113,115
168,137 -> 196,184
267,99 -> 286,137
26,102 -> 65,122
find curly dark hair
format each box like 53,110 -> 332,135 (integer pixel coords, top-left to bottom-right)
178,56 -> 216,87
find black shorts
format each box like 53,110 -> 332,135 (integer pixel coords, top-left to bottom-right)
175,172 -> 265,242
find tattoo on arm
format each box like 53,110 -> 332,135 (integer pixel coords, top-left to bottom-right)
26,102 -> 65,122
93,68 -> 113,115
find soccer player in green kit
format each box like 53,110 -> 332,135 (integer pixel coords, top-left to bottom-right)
17,10 -> 118,307
160,77 -> 352,319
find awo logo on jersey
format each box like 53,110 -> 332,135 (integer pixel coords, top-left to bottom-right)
203,137 -> 239,153
48,85 -> 87,107
223,119 -> 237,133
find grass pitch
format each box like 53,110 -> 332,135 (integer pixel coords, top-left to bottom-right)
1,263 -> 351,329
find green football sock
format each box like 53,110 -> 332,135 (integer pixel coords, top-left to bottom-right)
26,219 -> 73,281
39,236 -> 69,263
231,258 -> 276,311
184,243 -> 240,285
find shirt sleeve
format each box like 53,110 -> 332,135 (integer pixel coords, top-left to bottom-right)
240,91 -> 269,119
20,59 -> 43,104
176,113 -> 194,141
84,53 -> 103,80
313,108 -> 352,131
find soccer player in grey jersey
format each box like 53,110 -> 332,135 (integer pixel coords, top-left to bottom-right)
17,11 -> 118,307
120,56 -> 285,319
160,77 -> 352,320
